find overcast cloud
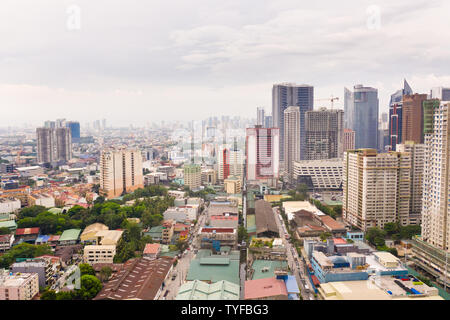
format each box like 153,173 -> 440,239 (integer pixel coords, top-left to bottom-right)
1,0 -> 450,126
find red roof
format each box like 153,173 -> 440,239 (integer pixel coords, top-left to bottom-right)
15,227 -> 40,235
48,235 -> 60,242
332,238 -> 348,245
244,278 -> 288,300
143,243 -> 161,255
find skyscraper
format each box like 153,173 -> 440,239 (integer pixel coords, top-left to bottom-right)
412,100 -> 450,288
402,94 -> 428,144
343,149 -> 412,230
100,148 -> 144,198
246,126 -> 279,185
388,80 -> 413,151
283,106 -> 301,183
257,107 -> 265,127
304,108 -> 344,160
66,121 -> 81,143
344,84 -> 379,149
272,83 -> 313,163
36,127 -> 72,164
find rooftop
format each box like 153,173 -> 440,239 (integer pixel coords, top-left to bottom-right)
59,229 -> 81,242
244,277 -> 288,300
176,280 -> 240,300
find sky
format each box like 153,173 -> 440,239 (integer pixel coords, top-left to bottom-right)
1,0 -> 450,127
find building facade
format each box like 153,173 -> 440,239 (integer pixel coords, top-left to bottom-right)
183,164 -> 202,190
99,148 -> 144,198
293,159 -> 343,190
344,85 -> 379,149
272,83 -> 313,162
304,108 -> 344,160
36,127 -> 72,164
283,106 -> 301,183
343,149 -> 414,230
412,101 -> 450,288
246,127 -> 279,184
402,94 -> 428,144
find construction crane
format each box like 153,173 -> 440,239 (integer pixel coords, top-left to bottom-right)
315,95 -> 340,109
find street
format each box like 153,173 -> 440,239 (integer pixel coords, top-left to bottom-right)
159,204 -> 208,300
273,207 -> 315,300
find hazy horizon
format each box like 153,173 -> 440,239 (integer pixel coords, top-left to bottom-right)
2,0 -> 450,127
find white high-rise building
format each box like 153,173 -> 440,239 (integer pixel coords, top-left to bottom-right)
246,127 -> 279,185
283,106 -> 301,183
217,145 -> 243,181
100,148 -> 144,199
412,101 -> 450,289
343,149 -> 412,230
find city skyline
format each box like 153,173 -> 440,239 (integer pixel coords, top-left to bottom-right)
1,1 -> 450,126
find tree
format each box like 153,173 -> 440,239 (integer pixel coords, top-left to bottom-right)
365,227 -> 387,247
40,289 -> 57,300
384,222 -> 400,236
73,275 -> 102,300
238,226 -> 249,243
175,239 -> 188,253
0,227 -> 10,235
56,291 -> 74,300
79,263 -> 95,276
320,232 -> 332,241
99,266 -> 112,282
19,205 -> 46,219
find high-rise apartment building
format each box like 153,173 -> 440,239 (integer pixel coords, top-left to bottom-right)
183,164 -> 202,191
257,107 -> 265,127
412,101 -> 450,288
343,149 -> 413,230
36,127 -> 72,164
100,148 -> 144,198
0,271 -> 39,300
343,129 -> 355,152
283,106 -> 301,183
217,144 -> 243,181
304,108 -> 344,160
397,141 -> 425,225
402,94 -> 428,144
388,80 -> 413,151
246,127 -> 279,184
344,84 -> 379,149
272,83 -> 313,162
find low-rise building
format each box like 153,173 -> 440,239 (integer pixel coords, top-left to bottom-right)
224,176 -> 241,194
161,220 -> 175,245
94,257 -> 174,300
28,194 -> 55,208
15,227 -> 40,244
0,234 -> 14,252
11,258 -> 56,288
198,227 -> 237,249
143,243 -> 161,260
58,229 -> 81,246
0,271 -> 39,300
83,245 -> 116,264
176,280 -> 239,300
293,159 -> 343,190
244,277 -> 288,300
0,198 -> 21,214
16,166 -> 43,178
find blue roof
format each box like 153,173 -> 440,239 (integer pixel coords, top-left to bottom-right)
35,235 -> 50,243
288,293 -> 300,300
285,275 -> 300,294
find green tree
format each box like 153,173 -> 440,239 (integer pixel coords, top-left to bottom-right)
99,266 -> 112,282
384,222 -> 400,236
0,227 -> 10,235
320,232 -> 332,241
238,225 -> 249,243
366,227 -> 387,247
73,275 -> 102,300
40,289 -> 57,300
19,205 -> 46,219
56,291 -> 74,300
79,263 -> 96,276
